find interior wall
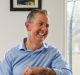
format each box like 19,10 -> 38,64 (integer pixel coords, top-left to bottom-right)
0,0 -> 65,60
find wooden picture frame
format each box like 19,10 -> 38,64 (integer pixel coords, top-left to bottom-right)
10,0 -> 42,11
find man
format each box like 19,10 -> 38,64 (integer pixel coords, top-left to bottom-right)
0,9 -> 72,75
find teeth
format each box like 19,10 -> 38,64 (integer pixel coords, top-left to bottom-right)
39,33 -> 45,36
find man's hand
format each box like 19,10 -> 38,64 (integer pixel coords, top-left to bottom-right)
23,67 -> 56,75
23,67 -> 43,75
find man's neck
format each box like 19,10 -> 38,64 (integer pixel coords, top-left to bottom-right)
25,38 -> 43,51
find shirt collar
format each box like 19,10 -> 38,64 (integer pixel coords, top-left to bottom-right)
18,37 -> 48,51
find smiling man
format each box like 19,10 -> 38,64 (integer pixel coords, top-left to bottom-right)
0,9 -> 72,75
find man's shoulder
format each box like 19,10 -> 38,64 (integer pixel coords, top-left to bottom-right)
46,43 -> 56,49
7,44 -> 20,54
5,44 -> 20,59
44,43 -> 63,59
4,44 -> 21,63
45,43 -> 59,53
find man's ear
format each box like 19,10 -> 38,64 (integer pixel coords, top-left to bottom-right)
25,22 -> 31,31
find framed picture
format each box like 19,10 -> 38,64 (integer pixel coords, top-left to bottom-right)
10,0 -> 42,11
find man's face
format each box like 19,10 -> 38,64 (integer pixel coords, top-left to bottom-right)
27,13 -> 49,43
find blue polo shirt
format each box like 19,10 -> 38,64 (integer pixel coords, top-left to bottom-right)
0,38 -> 72,75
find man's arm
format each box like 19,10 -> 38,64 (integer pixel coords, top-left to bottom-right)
51,50 -> 72,75
0,51 -> 12,75
41,67 -> 56,75
23,67 -> 56,75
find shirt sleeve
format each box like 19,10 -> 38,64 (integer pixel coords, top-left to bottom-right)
51,50 -> 73,75
0,51 -> 13,75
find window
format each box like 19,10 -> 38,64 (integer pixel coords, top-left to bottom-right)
67,0 -> 80,75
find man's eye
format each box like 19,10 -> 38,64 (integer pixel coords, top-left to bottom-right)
46,24 -> 49,27
39,23 -> 43,26
38,23 -> 49,27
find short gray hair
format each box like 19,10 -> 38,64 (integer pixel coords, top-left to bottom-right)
27,9 -> 48,23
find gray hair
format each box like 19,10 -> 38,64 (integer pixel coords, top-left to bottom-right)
27,9 -> 48,23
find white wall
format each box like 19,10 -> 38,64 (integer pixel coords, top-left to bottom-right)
0,0 -> 66,60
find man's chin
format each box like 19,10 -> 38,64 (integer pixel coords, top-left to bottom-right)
36,37 -> 46,42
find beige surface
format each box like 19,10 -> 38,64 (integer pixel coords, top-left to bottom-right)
72,52 -> 80,75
